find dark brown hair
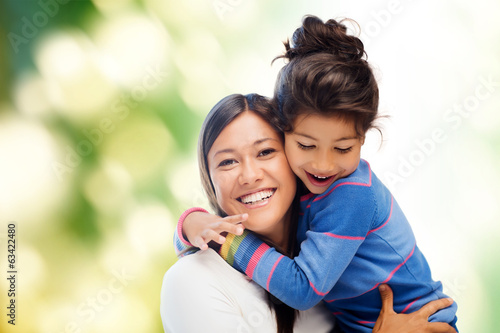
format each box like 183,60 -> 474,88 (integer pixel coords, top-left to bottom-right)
274,15 -> 380,137
198,93 -> 299,333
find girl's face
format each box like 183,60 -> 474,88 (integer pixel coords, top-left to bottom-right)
207,111 -> 296,242
284,113 -> 364,194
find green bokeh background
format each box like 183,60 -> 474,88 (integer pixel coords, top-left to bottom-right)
0,0 -> 499,332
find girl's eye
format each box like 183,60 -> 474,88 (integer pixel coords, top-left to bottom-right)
297,142 -> 315,150
218,159 -> 237,167
259,148 -> 276,157
335,147 -> 353,154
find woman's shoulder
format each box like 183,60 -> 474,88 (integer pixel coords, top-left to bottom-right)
164,249 -> 241,283
162,248 -> 258,296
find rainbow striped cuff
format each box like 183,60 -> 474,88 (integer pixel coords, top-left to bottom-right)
219,230 -> 270,279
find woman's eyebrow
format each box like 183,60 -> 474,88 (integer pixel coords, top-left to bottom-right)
254,137 -> 279,145
213,138 -> 279,157
213,148 -> 235,157
214,138 -> 280,157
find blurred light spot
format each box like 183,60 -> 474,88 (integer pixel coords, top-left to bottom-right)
468,97 -> 500,133
93,13 -> 170,87
174,29 -> 221,78
83,159 -> 133,214
143,0 -> 212,28
125,202 -> 173,256
101,115 -> 172,183
99,233 -> 147,277
0,115 -> 66,223
174,29 -> 228,113
167,157 -> 208,209
178,79 -> 228,116
17,246 -> 47,295
89,295 -> 153,332
34,30 -> 117,122
91,0 -> 134,13
226,53 -> 276,96
13,72 -> 52,117
39,300 -> 78,333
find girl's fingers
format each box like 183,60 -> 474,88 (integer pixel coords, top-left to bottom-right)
416,298 -> 454,319
222,213 -> 248,224
192,236 -> 208,251
218,222 -> 245,235
201,229 -> 226,245
210,221 -> 245,236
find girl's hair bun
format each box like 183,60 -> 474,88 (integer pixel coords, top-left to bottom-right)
282,15 -> 365,62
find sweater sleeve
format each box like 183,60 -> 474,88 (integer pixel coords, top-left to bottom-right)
220,184 -> 376,310
173,207 -> 209,257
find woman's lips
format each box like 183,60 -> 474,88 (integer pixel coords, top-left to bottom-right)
306,171 -> 336,188
237,188 -> 276,209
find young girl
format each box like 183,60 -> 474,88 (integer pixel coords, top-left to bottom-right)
174,16 -> 458,332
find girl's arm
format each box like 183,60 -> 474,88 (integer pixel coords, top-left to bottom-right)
374,285 -> 457,333
173,207 -> 246,256
220,184 -> 375,310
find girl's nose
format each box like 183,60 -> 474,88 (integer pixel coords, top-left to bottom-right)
312,151 -> 334,173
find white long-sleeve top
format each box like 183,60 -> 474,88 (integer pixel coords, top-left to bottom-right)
160,249 -> 335,333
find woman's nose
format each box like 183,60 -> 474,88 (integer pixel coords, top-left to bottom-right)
238,160 -> 263,185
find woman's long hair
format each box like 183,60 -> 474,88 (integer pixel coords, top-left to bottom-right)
197,93 -> 300,333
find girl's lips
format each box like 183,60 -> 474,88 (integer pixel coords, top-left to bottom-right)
305,171 -> 336,188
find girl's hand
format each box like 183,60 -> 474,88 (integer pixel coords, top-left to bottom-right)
183,212 -> 248,251
373,284 -> 456,333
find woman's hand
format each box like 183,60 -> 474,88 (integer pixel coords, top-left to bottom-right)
373,284 -> 457,333
183,212 -> 247,250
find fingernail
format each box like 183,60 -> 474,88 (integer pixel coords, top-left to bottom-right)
379,284 -> 386,291
236,227 -> 243,234
242,213 -> 248,219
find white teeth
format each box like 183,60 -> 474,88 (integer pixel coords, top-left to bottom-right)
314,175 -> 329,179
240,189 -> 275,204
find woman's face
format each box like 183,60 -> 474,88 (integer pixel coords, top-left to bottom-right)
207,111 -> 296,242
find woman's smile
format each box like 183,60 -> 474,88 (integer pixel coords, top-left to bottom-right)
237,188 -> 277,207
207,111 -> 297,242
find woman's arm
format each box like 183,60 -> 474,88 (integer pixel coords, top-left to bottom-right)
373,285 -> 457,333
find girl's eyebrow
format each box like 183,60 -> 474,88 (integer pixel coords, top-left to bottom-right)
293,132 -> 357,142
213,138 -> 279,157
293,132 -> 318,141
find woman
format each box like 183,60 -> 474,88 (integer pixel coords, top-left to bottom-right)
160,93 -> 455,332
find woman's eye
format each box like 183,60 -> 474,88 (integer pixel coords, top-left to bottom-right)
218,159 -> 236,167
297,142 -> 315,150
259,148 -> 276,157
335,147 -> 353,154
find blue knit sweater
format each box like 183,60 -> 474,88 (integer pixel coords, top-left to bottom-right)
176,160 -> 458,332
